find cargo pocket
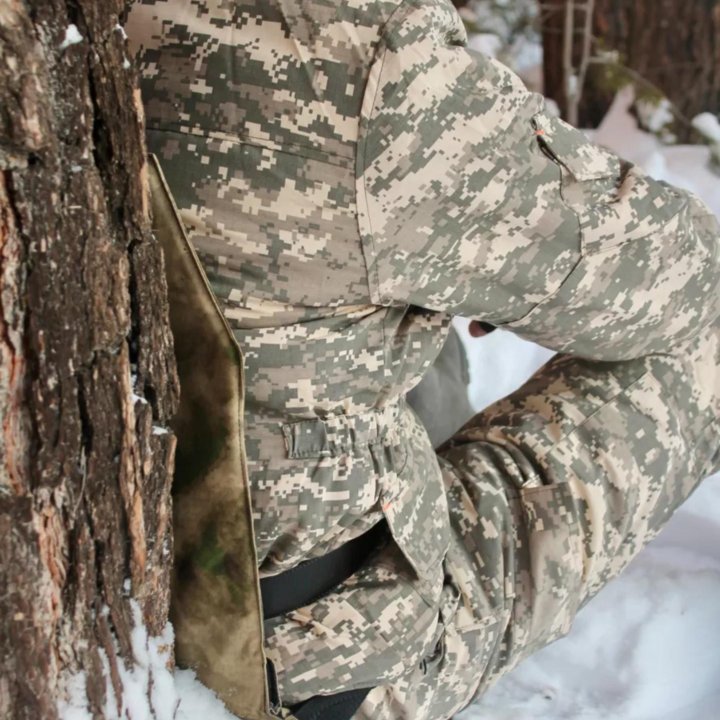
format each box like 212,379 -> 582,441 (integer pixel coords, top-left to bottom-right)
416,571 -> 510,714
380,407 -> 450,607
531,110 -> 687,255
486,111 -> 623,334
532,109 -> 622,256
532,110 -> 620,184
506,480 -> 584,659
499,111 -> 706,358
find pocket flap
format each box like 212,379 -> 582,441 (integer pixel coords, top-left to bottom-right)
532,111 -> 620,182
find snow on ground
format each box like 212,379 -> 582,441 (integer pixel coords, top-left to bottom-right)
456,91 -> 720,720
173,670 -> 238,720
59,603 -> 179,720
592,87 -> 720,218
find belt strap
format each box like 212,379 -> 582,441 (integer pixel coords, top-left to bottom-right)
260,520 -> 388,620
261,522 -> 387,720
290,687 -> 374,720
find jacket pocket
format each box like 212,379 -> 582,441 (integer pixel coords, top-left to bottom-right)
531,110 -> 620,183
532,110 -> 629,256
530,110 -> 690,257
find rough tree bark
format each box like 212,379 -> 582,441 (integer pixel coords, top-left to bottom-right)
0,1 -> 179,718
540,0 -> 720,135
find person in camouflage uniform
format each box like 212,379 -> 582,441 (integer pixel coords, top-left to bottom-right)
126,0 -> 720,718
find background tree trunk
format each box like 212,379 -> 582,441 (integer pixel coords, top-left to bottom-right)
540,0 -> 582,120
0,2 -> 179,718
540,0 -> 720,136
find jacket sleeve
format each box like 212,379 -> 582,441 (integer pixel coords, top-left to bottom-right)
356,0 -> 720,361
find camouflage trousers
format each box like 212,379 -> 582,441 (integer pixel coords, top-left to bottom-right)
266,318 -> 720,720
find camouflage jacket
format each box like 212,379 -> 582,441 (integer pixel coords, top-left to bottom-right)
127,1 -> 720,718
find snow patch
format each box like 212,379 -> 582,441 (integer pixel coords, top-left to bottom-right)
693,112 -> 720,144
468,33 -> 503,59
60,24 -> 83,50
636,97 -> 674,134
58,672 -> 93,720
174,670 -> 239,720
58,602 -> 179,720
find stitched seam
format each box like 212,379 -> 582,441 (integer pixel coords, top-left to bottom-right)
146,124 -> 352,169
356,49 -> 389,307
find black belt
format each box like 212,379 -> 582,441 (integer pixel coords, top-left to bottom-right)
261,521 -> 388,720
290,687 -> 375,720
260,519 -> 388,620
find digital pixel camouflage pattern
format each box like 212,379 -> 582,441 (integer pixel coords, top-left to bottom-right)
126,0 -> 720,718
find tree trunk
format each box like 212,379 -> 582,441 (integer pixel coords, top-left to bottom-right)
540,0 -> 580,119
0,2 -> 179,718
540,0 -> 720,136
